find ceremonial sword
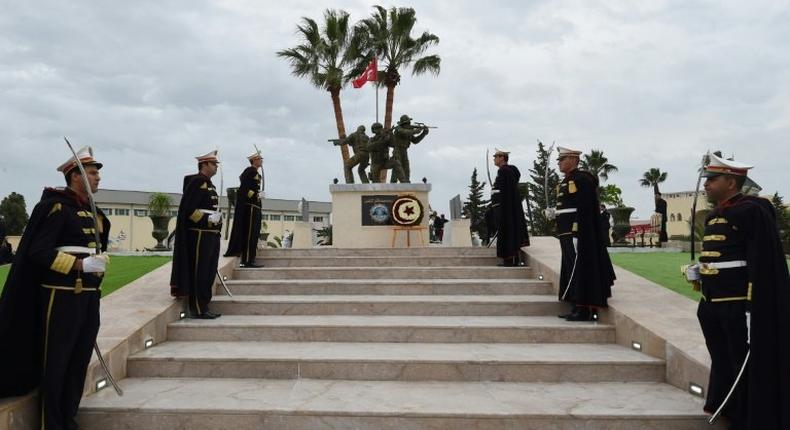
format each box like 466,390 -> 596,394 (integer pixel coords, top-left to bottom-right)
689,151 -> 710,262
485,149 -> 497,247
214,150 -> 233,297
708,350 -> 750,425
63,137 -> 123,396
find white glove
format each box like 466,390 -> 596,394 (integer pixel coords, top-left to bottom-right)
684,264 -> 701,282
746,311 -> 751,344
82,255 -> 109,273
208,211 -> 223,225
543,208 -> 556,220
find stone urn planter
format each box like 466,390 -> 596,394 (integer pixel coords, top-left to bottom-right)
608,206 -> 635,246
148,192 -> 173,251
149,215 -> 171,251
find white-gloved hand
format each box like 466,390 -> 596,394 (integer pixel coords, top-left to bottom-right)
208,211 -> 223,225
543,208 -> 556,220
82,254 -> 109,273
684,264 -> 701,282
746,311 -> 751,344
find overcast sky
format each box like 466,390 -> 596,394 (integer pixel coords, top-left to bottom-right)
2,0 -> 789,220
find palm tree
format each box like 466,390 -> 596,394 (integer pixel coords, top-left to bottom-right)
349,5 -> 441,129
580,149 -> 618,184
639,168 -> 668,194
277,10 -> 355,164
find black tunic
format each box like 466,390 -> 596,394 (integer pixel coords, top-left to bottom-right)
225,166 -> 262,263
697,194 -> 790,428
491,164 -> 530,259
170,174 -> 221,314
555,169 -> 615,307
0,188 -> 109,399
655,197 -> 668,242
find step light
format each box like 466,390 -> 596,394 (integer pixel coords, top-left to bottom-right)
538,275 -> 544,280
144,337 -> 155,349
631,341 -> 642,351
179,311 -> 187,319
689,382 -> 704,397
223,275 -> 228,281
95,378 -> 108,391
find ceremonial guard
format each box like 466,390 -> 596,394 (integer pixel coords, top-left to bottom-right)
389,114 -> 429,183
547,147 -> 615,321
368,122 -> 406,183
170,150 -> 223,319
685,154 -> 789,429
0,146 -> 110,429
489,149 -> 529,266
225,149 -> 264,267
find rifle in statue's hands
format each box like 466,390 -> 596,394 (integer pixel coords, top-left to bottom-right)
413,122 -> 437,129
328,138 -> 344,146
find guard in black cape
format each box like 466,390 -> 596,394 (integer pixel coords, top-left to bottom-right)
225,149 -> 264,267
488,149 -> 530,266
546,146 -> 615,321
684,154 -> 790,429
0,146 -> 110,430
654,192 -> 668,244
170,150 -> 223,319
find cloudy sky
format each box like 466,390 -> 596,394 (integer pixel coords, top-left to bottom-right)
2,0 -> 789,220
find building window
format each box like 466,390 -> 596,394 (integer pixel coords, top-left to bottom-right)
313,216 -> 324,223
134,209 -> 148,217
670,214 -> 676,222
114,208 -> 130,216
296,216 -> 303,221
284,215 -> 296,221
677,213 -> 683,222
262,214 -> 270,220
270,214 -> 281,221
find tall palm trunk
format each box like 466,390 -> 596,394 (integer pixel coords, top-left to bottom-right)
383,83 -> 396,129
329,89 -> 350,164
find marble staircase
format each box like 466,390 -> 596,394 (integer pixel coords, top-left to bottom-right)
78,247 -> 711,429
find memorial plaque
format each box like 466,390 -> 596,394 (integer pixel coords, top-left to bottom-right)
361,195 -> 397,225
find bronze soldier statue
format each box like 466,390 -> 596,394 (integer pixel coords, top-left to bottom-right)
367,122 -> 406,183
389,114 -> 429,183
331,125 -> 371,184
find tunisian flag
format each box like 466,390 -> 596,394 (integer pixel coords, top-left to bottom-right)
352,57 -> 377,88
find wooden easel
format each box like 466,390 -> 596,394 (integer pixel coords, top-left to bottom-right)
391,225 -> 426,247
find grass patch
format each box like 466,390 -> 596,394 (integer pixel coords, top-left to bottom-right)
610,252 -> 790,301
0,256 -> 171,297
610,253 -> 702,301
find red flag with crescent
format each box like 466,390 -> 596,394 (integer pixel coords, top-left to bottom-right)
352,57 -> 378,88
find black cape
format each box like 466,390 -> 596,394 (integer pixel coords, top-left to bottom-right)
740,196 -> 790,429
0,188 -> 109,397
655,197 -> 668,242
491,164 -> 530,258
170,173 -> 206,297
563,169 -> 615,307
225,166 -> 261,257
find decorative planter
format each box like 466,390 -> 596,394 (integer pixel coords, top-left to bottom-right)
608,206 -> 635,246
149,215 -> 171,251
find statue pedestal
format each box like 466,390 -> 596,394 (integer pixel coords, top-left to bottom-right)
329,183 -> 431,248
442,219 -> 472,247
291,221 -> 313,248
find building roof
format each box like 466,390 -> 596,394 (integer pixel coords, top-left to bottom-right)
93,189 -> 331,213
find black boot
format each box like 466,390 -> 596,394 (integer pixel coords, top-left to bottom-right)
558,305 -> 577,319
565,307 -> 593,321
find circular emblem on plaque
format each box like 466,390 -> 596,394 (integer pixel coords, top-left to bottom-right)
392,196 -> 424,226
369,203 -> 391,224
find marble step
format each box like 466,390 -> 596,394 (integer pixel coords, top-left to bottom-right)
210,295 -> 563,316
127,341 -> 665,383
222,278 -> 554,296
232,266 -> 534,280
78,378 -> 712,430
167,315 -> 615,344
254,255 -> 501,267
258,247 -> 497,257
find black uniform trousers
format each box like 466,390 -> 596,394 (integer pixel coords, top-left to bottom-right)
186,229 -> 220,315
558,235 -> 578,303
240,206 -> 261,265
40,288 -> 100,430
697,299 -> 748,429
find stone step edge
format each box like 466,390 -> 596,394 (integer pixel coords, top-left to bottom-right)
211,294 -> 559,303
224,278 -> 547,284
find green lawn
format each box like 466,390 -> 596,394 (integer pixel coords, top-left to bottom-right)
610,252 -> 790,301
0,256 -> 171,297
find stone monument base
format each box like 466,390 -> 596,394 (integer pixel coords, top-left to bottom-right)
329,183 -> 431,248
